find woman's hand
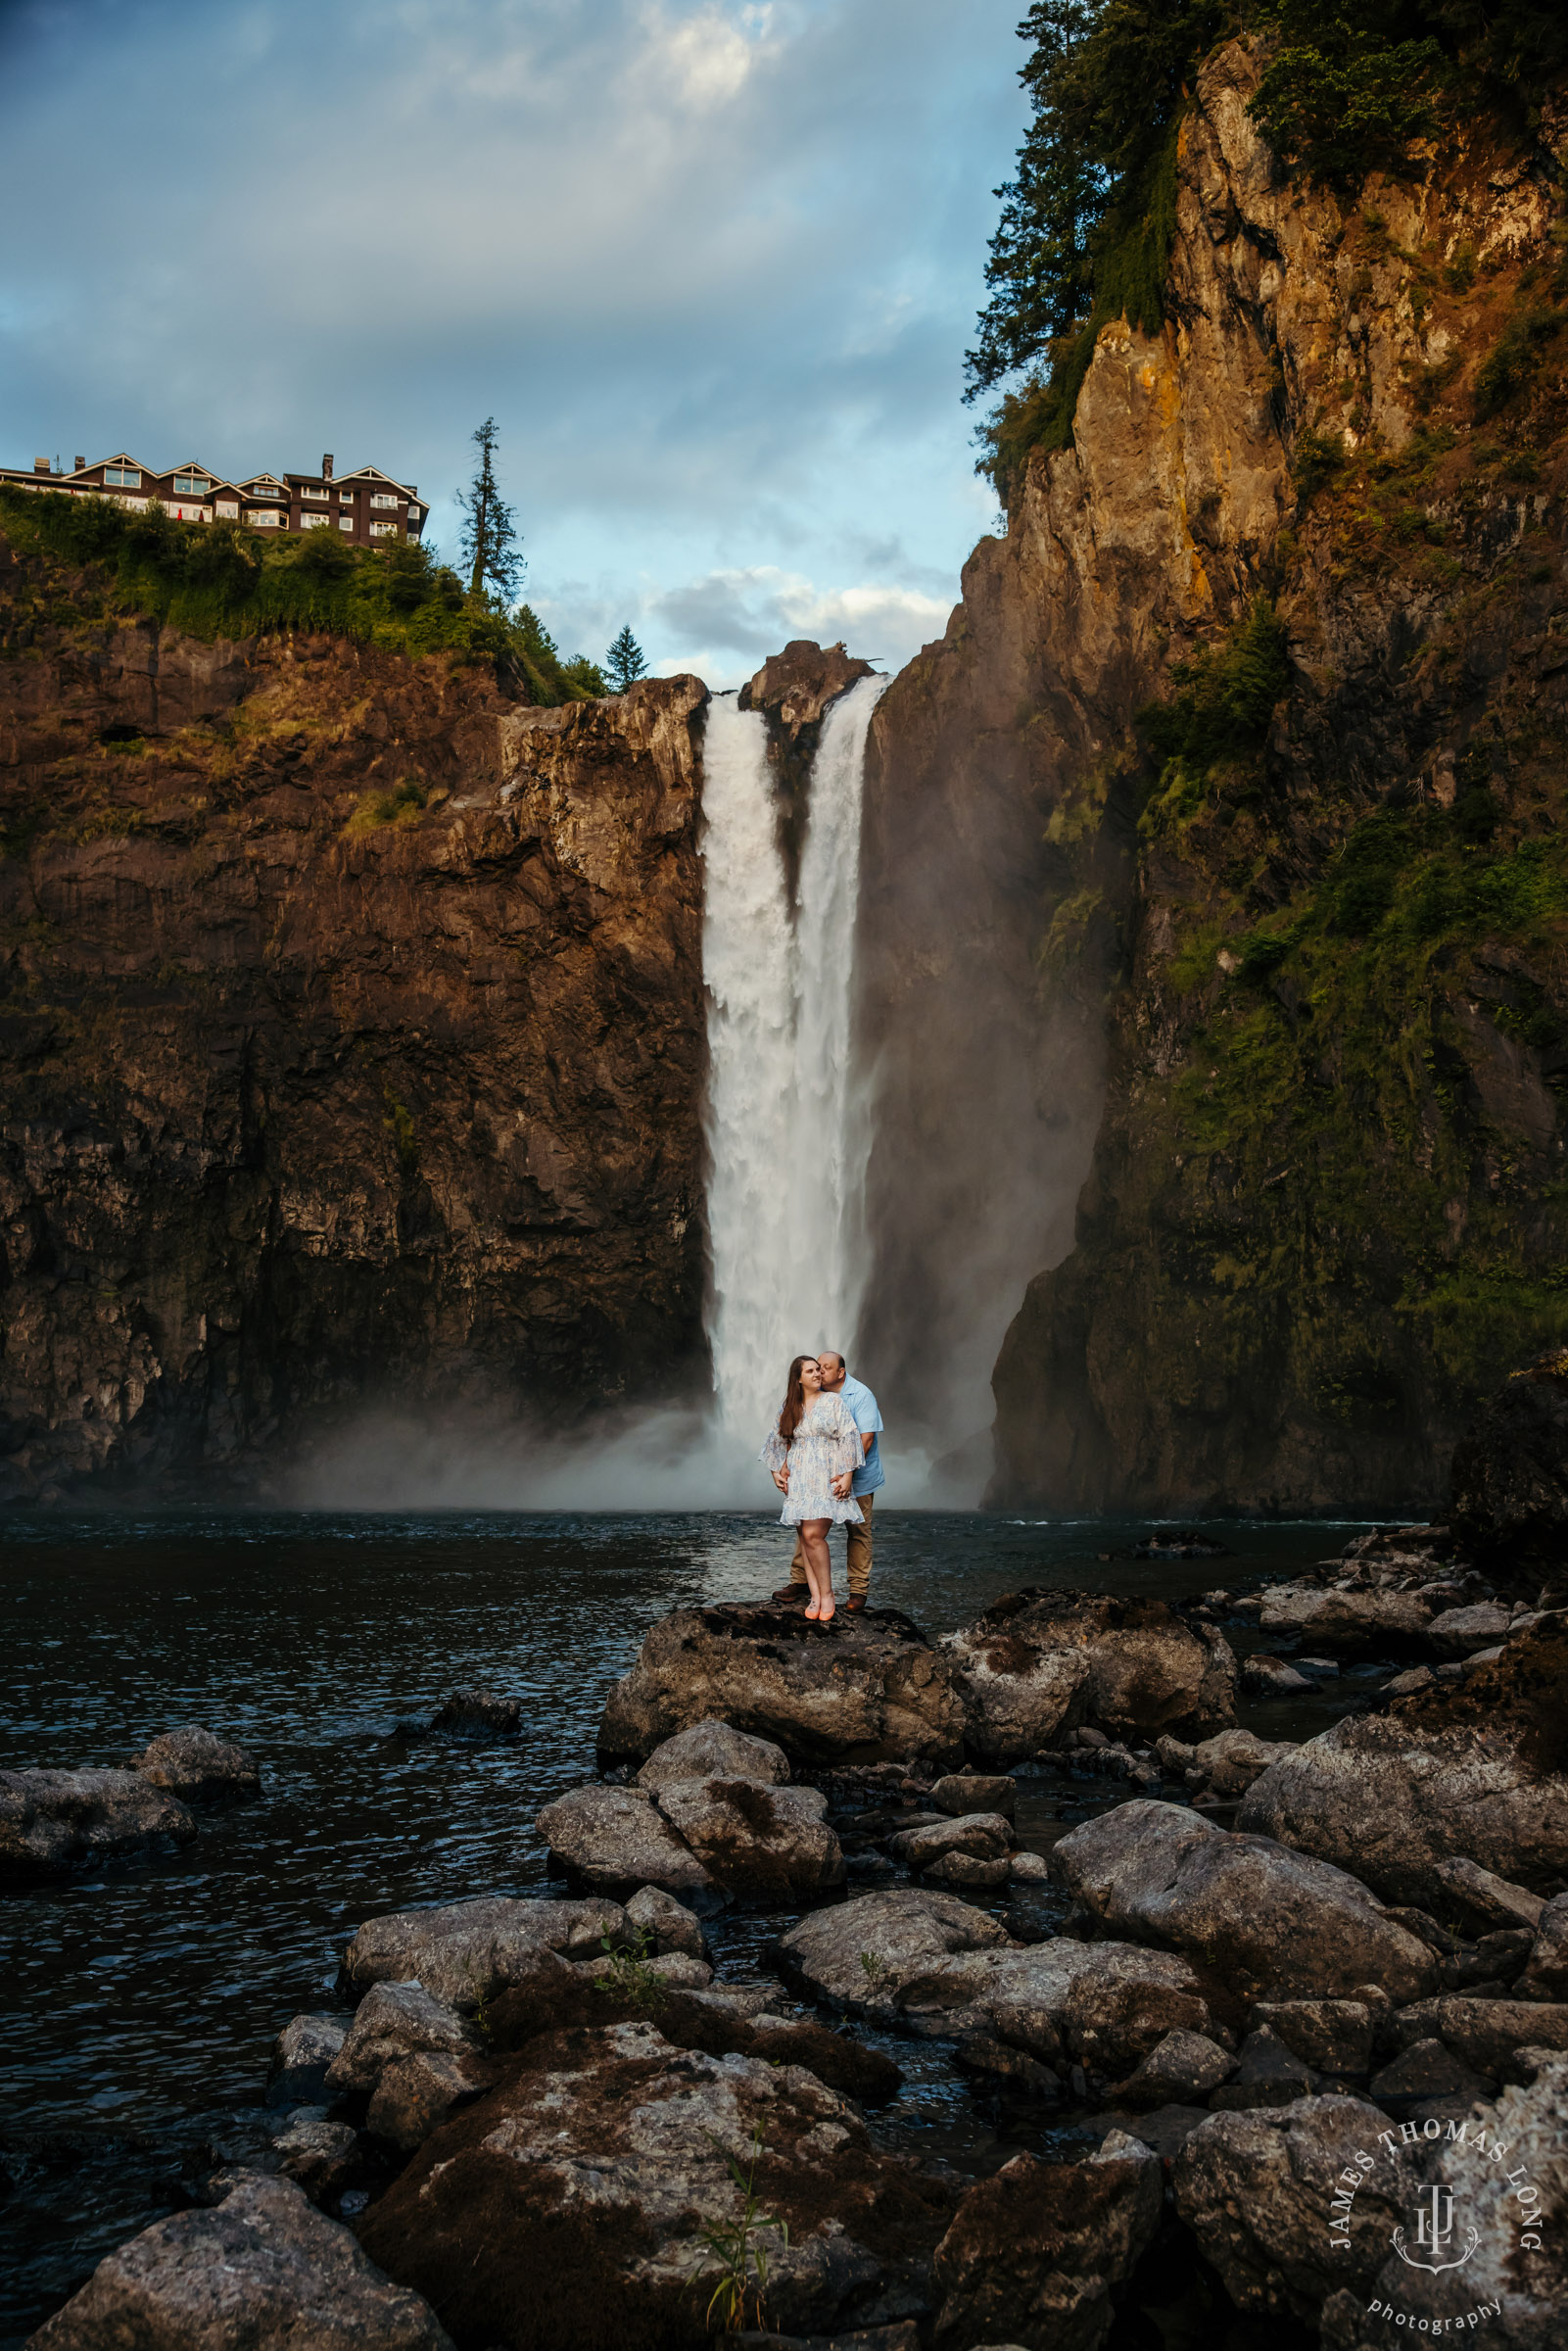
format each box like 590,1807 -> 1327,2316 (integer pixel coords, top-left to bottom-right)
831,1472 -> 852,1499
773,1468 -> 789,1494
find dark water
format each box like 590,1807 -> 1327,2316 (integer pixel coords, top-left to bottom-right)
0,1508 -> 1370,2341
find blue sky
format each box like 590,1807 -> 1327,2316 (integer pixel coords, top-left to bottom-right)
0,0 -> 1027,686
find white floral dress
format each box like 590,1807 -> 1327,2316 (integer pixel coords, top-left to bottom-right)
760,1395 -> 865,1527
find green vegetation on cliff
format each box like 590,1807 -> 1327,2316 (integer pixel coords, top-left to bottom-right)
970,0 -> 1568,501
0,485 -> 605,705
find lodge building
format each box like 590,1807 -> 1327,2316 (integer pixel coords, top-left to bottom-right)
0,451 -> 426,545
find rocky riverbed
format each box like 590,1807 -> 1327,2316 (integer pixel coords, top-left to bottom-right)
11,1505 -> 1565,2351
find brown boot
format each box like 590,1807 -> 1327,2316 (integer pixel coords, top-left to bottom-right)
846,1594 -> 868,1612
772,1585 -> 808,1604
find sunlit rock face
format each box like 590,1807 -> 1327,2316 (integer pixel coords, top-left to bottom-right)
0,602 -> 709,1501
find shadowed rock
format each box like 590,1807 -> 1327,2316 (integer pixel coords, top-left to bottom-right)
340,1895 -> 627,2012
635,1717 -> 790,1789
1053,1799 -> 1436,2004
537,1785 -> 724,1911
941,1590 -> 1235,1762
932,2134 -> 1162,2351
266,2014 -> 349,2109
27,2172 -> 452,2349
1451,1348 -> 1568,1570
427,1688 -> 520,1741
777,1888 -> 1012,2016
598,1603 -> 965,1769
325,1982 -> 478,2099
1255,1584 -> 1435,1656
1,1767 -> 197,1882
128,1725 -> 261,1805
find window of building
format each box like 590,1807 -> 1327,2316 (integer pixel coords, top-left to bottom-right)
105,465 -> 141,487
300,512 -> 330,529
338,515 -> 354,532
172,473 -> 207,495
214,500 -> 239,518
300,484 -> 328,501
252,509 -> 281,527
369,492 -> 400,509
369,520 -> 398,538
407,504 -> 423,522
339,489 -> 355,503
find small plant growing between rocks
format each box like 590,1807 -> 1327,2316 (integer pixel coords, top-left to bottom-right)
592,1924 -> 669,2016
858,1949 -> 887,1991
696,2126 -> 785,2332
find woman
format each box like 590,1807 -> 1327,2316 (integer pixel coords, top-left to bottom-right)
760,1355 -> 863,1623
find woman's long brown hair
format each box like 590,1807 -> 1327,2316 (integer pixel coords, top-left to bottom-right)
778,1356 -> 816,1443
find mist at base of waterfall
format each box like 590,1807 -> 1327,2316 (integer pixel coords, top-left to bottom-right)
285,1396 -> 988,1512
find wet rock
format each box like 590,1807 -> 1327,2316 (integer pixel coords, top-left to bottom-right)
625,1882 -> 707,1958
1207,2025 -> 1315,2110
128,1725 -> 261,1805
1256,1585 -> 1434,1655
1238,1618 -> 1568,1905
1366,2037 -> 1495,2114
326,1981 -> 478,2098
356,2020 -> 956,2348
0,1767 -> 197,1881
942,1590 -> 1235,1762
341,1894 -> 627,2011
1010,1850 -> 1052,1883
1240,1655 -> 1313,1698
367,2050 -> 497,2154
895,1938 -> 1216,2081
1386,1994 -> 1568,2078
1185,1727 -> 1295,1798
536,1784 -> 724,1910
655,1777 -> 845,1906
1172,2094 -> 1418,2323
1382,1665 -> 1436,1697
1107,2028 -> 1235,2109
1431,1855 -> 1545,1934
598,1603 -> 965,1770
1425,1603 -> 1516,1660
427,1687 -> 519,1740
1251,1999 -> 1372,2077
636,1716 -> 791,1789
930,1772 -> 1016,1819
931,2134 -> 1162,2351
923,1851 -> 1012,1890
1519,1892 -> 1568,1998
1321,2053 -> 1568,2348
1053,1799 -> 1436,2004
582,1947 -> 713,1992
266,2013 -> 349,2109
1450,1346 -> 1568,1569
778,1888 -> 1012,2015
886,1813 -> 1013,1869
269,2108 -> 362,2204
27,2171 -> 453,2348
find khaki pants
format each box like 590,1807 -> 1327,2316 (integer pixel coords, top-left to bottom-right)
790,1492 -> 874,1598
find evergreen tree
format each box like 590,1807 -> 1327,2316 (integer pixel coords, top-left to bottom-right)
605,624 -> 648,692
456,417 -> 523,602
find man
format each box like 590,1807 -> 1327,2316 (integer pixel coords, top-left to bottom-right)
773,1350 -> 883,1612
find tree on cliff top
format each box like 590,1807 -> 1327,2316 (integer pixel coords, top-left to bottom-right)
456,417 -> 524,603
605,625 -> 648,693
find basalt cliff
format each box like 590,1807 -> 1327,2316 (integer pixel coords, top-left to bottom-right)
0,581 -> 709,1503
867,36 -> 1568,1512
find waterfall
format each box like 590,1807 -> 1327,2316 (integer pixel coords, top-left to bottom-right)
700,675 -> 887,1455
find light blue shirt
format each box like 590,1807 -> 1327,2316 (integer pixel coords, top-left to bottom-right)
839,1372 -> 884,1496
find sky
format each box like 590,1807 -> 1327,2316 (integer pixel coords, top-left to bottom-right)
0,0 -> 1028,686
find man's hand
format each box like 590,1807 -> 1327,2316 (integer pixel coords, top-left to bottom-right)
772,1469 -> 789,1494
831,1472 -> 853,1499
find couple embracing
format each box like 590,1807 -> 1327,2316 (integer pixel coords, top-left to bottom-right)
758,1350 -> 882,1625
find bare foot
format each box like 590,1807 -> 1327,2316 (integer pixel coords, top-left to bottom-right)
818,1596 -> 836,1624
804,1599 -> 822,1620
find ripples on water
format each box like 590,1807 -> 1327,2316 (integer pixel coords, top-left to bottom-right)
0,1508 -> 1366,2341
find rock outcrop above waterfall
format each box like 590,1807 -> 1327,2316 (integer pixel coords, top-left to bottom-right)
934,34 -> 1568,1511
0,573 -> 709,1501
738,637 -> 876,900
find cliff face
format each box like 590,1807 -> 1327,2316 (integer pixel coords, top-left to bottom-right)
0,545 -> 708,1502
973,39 -> 1568,1511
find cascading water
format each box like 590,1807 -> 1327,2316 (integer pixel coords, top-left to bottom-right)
700,675 -> 887,1456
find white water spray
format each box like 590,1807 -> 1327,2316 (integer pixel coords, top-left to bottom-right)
701,676 -> 887,1455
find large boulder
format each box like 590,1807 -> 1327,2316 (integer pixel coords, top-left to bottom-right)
356,2018 -> 956,2349
1321,2052 -> 1568,2348
931,2135 -> 1163,2351
536,1786 -> 724,1910
325,1982 -> 478,2097
1237,1618 -> 1568,1906
127,1725 -> 261,1805
653,1776 -> 844,1905
1173,2095 -> 1418,2324
1053,1800 -> 1436,2004
1451,1347 -> 1568,1571
341,1895 -> 627,2011
1255,1584 -> 1435,1655
0,1767 -> 197,1881
27,2172 -> 452,2349
597,1602 -> 965,1769
635,1718 -> 790,1789
895,1937 -> 1216,2080
941,1590 -> 1235,1762
778,1887 -> 1012,2013
266,2014 -> 349,2109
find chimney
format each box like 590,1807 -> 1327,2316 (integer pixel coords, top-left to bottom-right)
73,456 -> 85,472
321,453 -> 334,480
33,457 -> 50,474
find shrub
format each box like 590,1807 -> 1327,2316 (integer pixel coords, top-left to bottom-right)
1291,427 -> 1347,503
1474,306 -> 1564,420
1140,600 -> 1291,771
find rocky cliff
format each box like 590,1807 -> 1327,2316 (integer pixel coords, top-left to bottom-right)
0,545 -> 709,1501
877,36 -> 1568,1510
